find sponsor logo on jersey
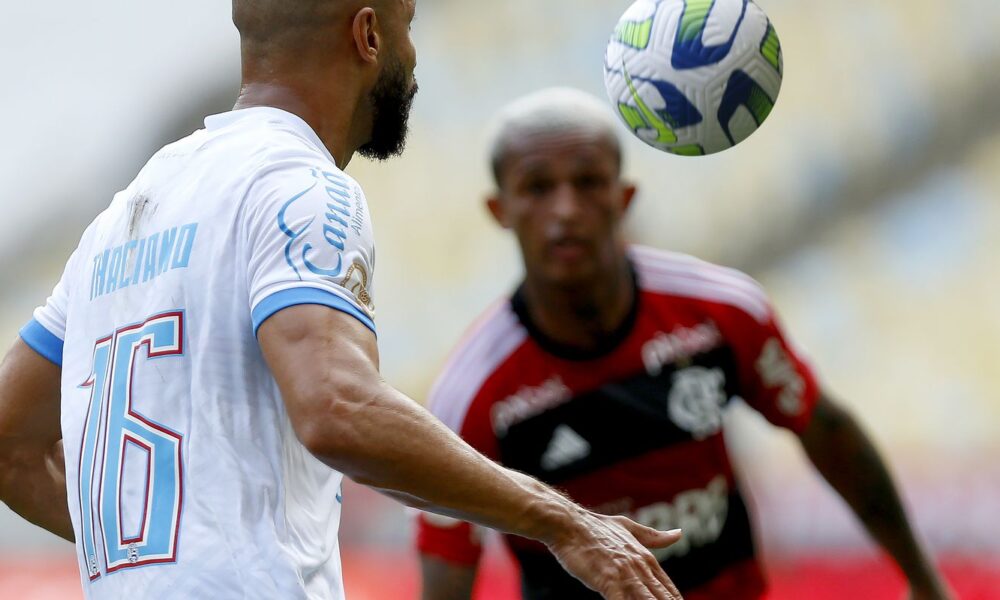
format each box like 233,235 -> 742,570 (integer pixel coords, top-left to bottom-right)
755,338 -> 805,416
632,475 -> 729,560
540,425 -> 592,471
492,376 -> 572,437
350,184 -> 367,237
667,366 -> 727,440
90,223 -> 199,301
641,320 -> 722,376
278,169 -> 358,280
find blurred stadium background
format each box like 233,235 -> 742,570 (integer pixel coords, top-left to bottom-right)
2,0 -> 999,597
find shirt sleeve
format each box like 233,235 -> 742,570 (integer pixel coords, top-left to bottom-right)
243,160 -> 377,336
722,282 -> 821,434
20,248 -> 82,366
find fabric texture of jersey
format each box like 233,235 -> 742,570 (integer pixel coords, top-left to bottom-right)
416,245 -> 820,600
20,107 -> 376,599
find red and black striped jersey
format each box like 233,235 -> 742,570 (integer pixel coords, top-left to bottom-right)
417,246 -> 821,599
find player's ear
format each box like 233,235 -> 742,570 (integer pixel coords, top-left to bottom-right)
352,8 -> 380,65
486,195 -> 510,229
621,182 -> 638,214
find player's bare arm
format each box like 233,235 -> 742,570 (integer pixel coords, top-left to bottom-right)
799,394 -> 952,600
0,340 -> 73,542
259,304 -> 684,600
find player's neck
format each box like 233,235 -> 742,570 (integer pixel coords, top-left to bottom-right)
233,80 -> 360,169
521,259 -> 636,355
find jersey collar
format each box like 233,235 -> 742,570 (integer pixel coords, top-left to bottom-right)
510,260 -> 641,362
204,106 -> 338,166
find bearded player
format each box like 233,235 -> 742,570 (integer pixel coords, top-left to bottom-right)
0,4 -> 686,599
416,88 -> 952,600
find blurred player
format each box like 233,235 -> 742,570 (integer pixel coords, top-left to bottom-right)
0,4 -> 685,599
416,88 -> 952,600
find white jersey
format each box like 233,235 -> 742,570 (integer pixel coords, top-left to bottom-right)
19,107 -> 377,599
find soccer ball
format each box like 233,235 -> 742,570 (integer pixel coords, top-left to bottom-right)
604,0 -> 783,156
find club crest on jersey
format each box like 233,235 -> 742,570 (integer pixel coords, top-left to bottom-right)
667,366 -> 727,440
342,261 -> 373,312
277,169 -> 356,280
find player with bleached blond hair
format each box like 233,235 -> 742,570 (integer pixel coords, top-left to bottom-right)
417,87 -> 952,600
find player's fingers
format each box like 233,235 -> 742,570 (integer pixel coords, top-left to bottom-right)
633,580 -> 672,600
614,581 -> 653,600
657,573 -> 683,600
602,570 -> 655,600
604,587 -> 627,600
639,580 -> 671,600
637,558 -> 682,600
615,516 -> 682,549
665,577 -> 682,599
643,554 -> 681,599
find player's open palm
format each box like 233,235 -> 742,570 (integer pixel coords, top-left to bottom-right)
547,512 -> 684,599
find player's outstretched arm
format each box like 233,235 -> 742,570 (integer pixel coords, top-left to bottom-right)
799,394 -> 953,600
259,304 -> 684,600
0,339 -> 73,542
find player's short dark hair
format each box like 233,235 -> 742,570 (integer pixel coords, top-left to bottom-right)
233,0 -> 342,50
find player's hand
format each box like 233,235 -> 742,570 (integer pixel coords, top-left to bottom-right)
546,511 -> 684,599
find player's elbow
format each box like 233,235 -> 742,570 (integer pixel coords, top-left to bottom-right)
0,436 -> 33,470
288,374 -> 384,466
294,414 -> 355,464
0,442 -> 41,499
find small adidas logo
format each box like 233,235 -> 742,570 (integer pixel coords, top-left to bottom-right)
540,425 -> 591,471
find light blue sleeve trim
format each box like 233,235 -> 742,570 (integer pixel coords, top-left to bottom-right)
252,287 -> 376,336
19,319 -> 64,367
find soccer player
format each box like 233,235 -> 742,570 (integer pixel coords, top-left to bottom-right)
416,88 -> 953,600
0,4 -> 685,599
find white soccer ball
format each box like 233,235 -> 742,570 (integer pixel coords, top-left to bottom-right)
604,0 -> 783,156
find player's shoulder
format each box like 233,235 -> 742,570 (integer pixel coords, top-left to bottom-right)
629,244 -> 772,324
426,299 -> 529,431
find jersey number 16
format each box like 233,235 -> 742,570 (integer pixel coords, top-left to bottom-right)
77,311 -> 185,580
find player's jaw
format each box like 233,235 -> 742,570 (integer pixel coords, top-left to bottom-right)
358,53 -> 418,161
547,232 -> 591,264
540,227 -> 596,273
531,233 -> 619,289
517,216 -> 626,289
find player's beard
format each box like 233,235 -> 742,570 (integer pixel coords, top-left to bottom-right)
358,56 -> 418,161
